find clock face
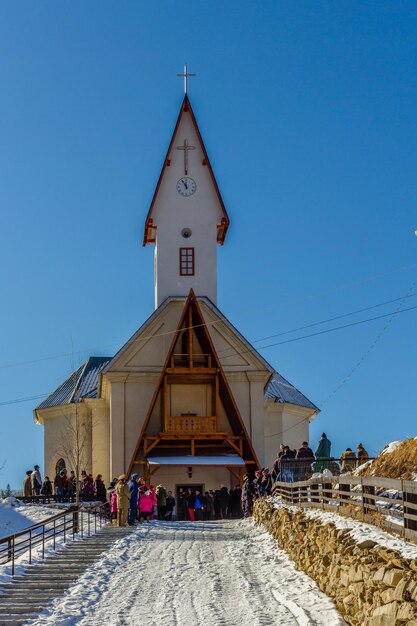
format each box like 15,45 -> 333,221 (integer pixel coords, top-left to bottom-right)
176,177 -> 197,197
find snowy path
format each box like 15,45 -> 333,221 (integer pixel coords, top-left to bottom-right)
30,520 -> 345,626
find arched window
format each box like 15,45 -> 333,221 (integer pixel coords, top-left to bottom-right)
55,458 -> 66,475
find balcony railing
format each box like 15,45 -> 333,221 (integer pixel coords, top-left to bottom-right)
165,415 -> 217,434
170,353 -> 213,369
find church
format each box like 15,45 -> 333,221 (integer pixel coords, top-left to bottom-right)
34,81 -> 318,494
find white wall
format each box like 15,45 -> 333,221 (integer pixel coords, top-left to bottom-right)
151,112 -> 224,307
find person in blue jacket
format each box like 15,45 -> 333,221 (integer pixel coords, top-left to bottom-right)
128,473 -> 139,525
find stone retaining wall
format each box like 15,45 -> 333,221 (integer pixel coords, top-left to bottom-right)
253,498 -> 417,625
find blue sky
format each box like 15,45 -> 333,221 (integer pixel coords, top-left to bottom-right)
1,2 -> 416,487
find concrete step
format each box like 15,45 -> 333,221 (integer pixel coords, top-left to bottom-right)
2,579 -> 69,584
0,613 -> 38,626
12,574 -> 81,581
0,606 -> 45,615
0,524 -> 136,625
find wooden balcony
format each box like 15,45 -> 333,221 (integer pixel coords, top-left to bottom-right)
170,353 -> 213,369
164,415 -> 217,434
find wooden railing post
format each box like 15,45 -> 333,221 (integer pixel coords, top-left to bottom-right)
362,478 -> 375,515
310,482 -> 319,504
339,478 -> 351,502
403,479 -> 417,535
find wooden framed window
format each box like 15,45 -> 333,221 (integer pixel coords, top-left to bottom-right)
179,247 -> 195,276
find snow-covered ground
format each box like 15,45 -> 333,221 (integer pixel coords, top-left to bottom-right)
0,500 -> 107,583
0,499 -> 53,539
29,519 -> 346,626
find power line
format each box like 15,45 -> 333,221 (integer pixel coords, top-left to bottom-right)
1,283 -> 416,372
217,292 -> 417,357
1,300 -> 416,409
0,393 -> 50,407
320,278 -> 417,407
222,303 -> 417,358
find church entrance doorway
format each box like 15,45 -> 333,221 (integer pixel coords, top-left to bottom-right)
176,484 -> 204,521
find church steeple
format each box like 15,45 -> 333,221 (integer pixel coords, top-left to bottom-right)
143,94 -> 230,309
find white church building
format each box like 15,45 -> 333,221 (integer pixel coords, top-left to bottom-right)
34,89 -> 318,493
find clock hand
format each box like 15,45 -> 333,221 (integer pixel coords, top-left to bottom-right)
183,180 -> 188,190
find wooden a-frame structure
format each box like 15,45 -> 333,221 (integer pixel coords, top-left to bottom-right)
126,290 -> 259,479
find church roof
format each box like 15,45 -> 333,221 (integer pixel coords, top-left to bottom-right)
35,304 -> 318,415
143,95 -> 230,245
35,356 -> 112,410
264,372 -> 318,411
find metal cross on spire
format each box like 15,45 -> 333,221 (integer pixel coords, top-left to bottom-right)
176,64 -> 196,95
176,138 -> 195,175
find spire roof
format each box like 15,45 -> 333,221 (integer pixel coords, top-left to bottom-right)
143,95 -> 230,246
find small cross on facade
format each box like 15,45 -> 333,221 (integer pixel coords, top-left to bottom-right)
176,63 -> 196,95
176,139 -> 195,175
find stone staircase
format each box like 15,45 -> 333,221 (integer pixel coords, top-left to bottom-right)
0,524 -> 133,625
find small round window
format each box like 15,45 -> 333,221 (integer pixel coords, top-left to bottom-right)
181,228 -> 192,239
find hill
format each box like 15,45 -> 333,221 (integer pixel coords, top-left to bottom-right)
357,437 -> 417,480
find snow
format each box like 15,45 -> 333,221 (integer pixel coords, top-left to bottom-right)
0,500 -> 53,539
28,519 -> 345,626
270,499 -> 417,560
380,441 -> 402,456
0,501 -> 107,584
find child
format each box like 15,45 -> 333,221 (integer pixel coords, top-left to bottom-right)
138,487 -> 153,523
109,480 -> 117,523
149,485 -> 157,520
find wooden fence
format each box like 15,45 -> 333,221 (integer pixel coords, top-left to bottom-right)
271,474 -> 417,542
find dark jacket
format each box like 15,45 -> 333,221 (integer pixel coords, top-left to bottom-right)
166,495 -> 175,511
296,446 -> 315,459
96,479 -> 107,502
54,474 -> 66,490
186,493 -> 195,508
217,487 -> 230,508
41,480 -> 52,496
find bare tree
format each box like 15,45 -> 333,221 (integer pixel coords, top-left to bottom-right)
56,406 -> 90,506
54,358 -> 92,507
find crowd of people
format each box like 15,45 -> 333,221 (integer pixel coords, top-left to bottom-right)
23,465 -> 108,502
240,435 -> 370,516
23,435 -> 369,522
269,435 -> 369,483
109,475 -> 244,526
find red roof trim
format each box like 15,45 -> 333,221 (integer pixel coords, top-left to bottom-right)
143,95 -> 230,246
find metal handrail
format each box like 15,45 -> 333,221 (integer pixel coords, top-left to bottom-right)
0,502 -> 110,576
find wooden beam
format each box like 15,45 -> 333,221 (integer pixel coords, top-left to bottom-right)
227,466 -> 241,484
158,432 -> 229,440
191,439 -> 195,455
163,375 -> 168,431
188,306 -> 193,368
226,438 -> 242,456
215,373 -> 219,431
145,437 -> 161,455
166,365 -> 217,377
